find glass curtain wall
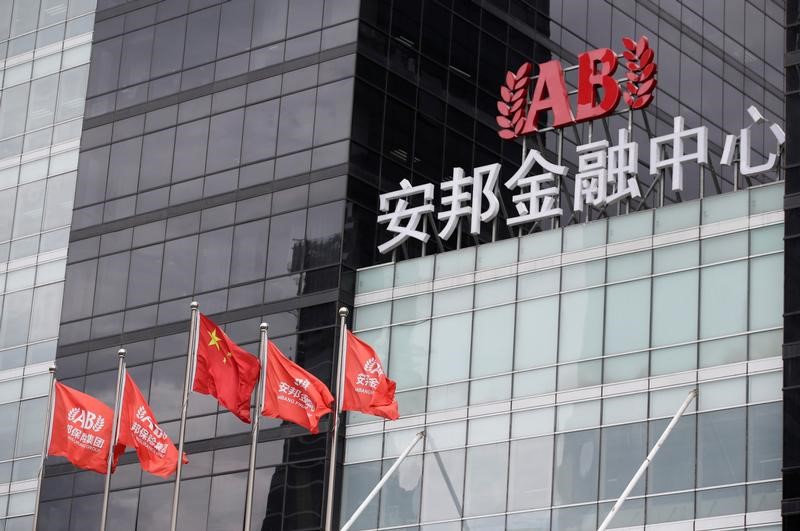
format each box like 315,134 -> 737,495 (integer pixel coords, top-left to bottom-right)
38,1 -> 361,530
0,0 -> 96,529
344,183 -> 783,530
347,0 -> 785,263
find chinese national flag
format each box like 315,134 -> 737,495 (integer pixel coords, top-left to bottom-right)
261,342 -> 334,434
193,313 -> 261,423
48,382 -> 119,474
117,373 -> 187,478
342,330 -> 399,420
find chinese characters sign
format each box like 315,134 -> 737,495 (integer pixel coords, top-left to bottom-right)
377,107 -> 784,254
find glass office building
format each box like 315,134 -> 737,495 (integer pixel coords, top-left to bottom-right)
0,0 -> 97,529
345,183 -> 783,530
31,0 -> 788,530
38,0 -> 361,530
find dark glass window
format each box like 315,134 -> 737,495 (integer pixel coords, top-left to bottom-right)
94,252 -> 130,314
126,244 -> 163,307
208,472 -> 247,529
218,0 -> 253,57
252,0 -> 288,46
304,201 -> 344,268
267,210 -> 307,277
152,17 -> 186,78
140,128 -> 175,190
206,108 -> 244,174
276,88 -> 316,156
195,227 -> 233,292
137,482 -> 172,529
172,119 -> 209,182
313,79 -> 354,146
106,137 -> 141,199
87,37 -> 121,96
149,357 -> 184,420
242,100 -> 279,164
176,477 -> 211,530
160,236 -> 198,299
286,0 -> 323,37
75,146 -> 109,207
62,260 -> 97,321
183,6 -> 220,69
119,27 -> 154,87
231,219 -> 269,284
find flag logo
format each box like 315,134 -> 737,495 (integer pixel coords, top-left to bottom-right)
67,407 -> 106,432
343,331 -> 400,420
135,405 -> 166,441
363,357 -> 384,376
262,342 -> 334,434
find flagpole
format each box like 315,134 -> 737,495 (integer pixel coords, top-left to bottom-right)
31,366 -> 56,531
596,388 -> 698,531
243,322 -> 268,531
100,348 -> 126,531
170,301 -> 199,531
324,306 -> 349,531
341,431 -> 425,531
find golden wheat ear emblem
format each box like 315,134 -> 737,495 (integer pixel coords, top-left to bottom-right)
621,36 -> 657,110
496,62 -> 532,139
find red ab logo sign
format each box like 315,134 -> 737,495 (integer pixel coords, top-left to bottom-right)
497,36 -> 657,139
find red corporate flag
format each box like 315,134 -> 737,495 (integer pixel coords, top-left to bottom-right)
48,382 -> 119,474
261,342 -> 334,434
117,373 -> 187,478
342,330 -> 399,420
193,313 -> 261,423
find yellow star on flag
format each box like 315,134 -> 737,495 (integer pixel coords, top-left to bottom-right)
208,329 -> 222,351
222,352 -> 233,364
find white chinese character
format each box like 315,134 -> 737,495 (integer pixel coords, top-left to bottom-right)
574,140 -> 608,212
377,179 -> 435,254
504,149 -> 566,226
649,116 -> 708,191
356,374 -> 367,386
438,167 -> 472,240
721,105 -> 785,177
437,164 -> 501,240
606,128 -> 641,204
93,437 -> 104,449
575,129 -> 642,212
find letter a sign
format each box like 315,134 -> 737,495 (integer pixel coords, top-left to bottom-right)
497,36 -> 657,139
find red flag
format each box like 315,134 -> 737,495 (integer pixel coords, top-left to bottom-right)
261,342 -> 334,434
117,373 -> 187,478
48,382 -> 118,474
193,313 -> 261,423
342,330 -> 399,420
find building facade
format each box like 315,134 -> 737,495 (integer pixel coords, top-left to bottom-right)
346,184 -> 783,530
0,0 -> 97,529
37,0 -> 360,529
31,0 -> 787,530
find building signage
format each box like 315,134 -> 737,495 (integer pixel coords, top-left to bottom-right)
497,36 -> 656,139
376,37 -> 785,255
